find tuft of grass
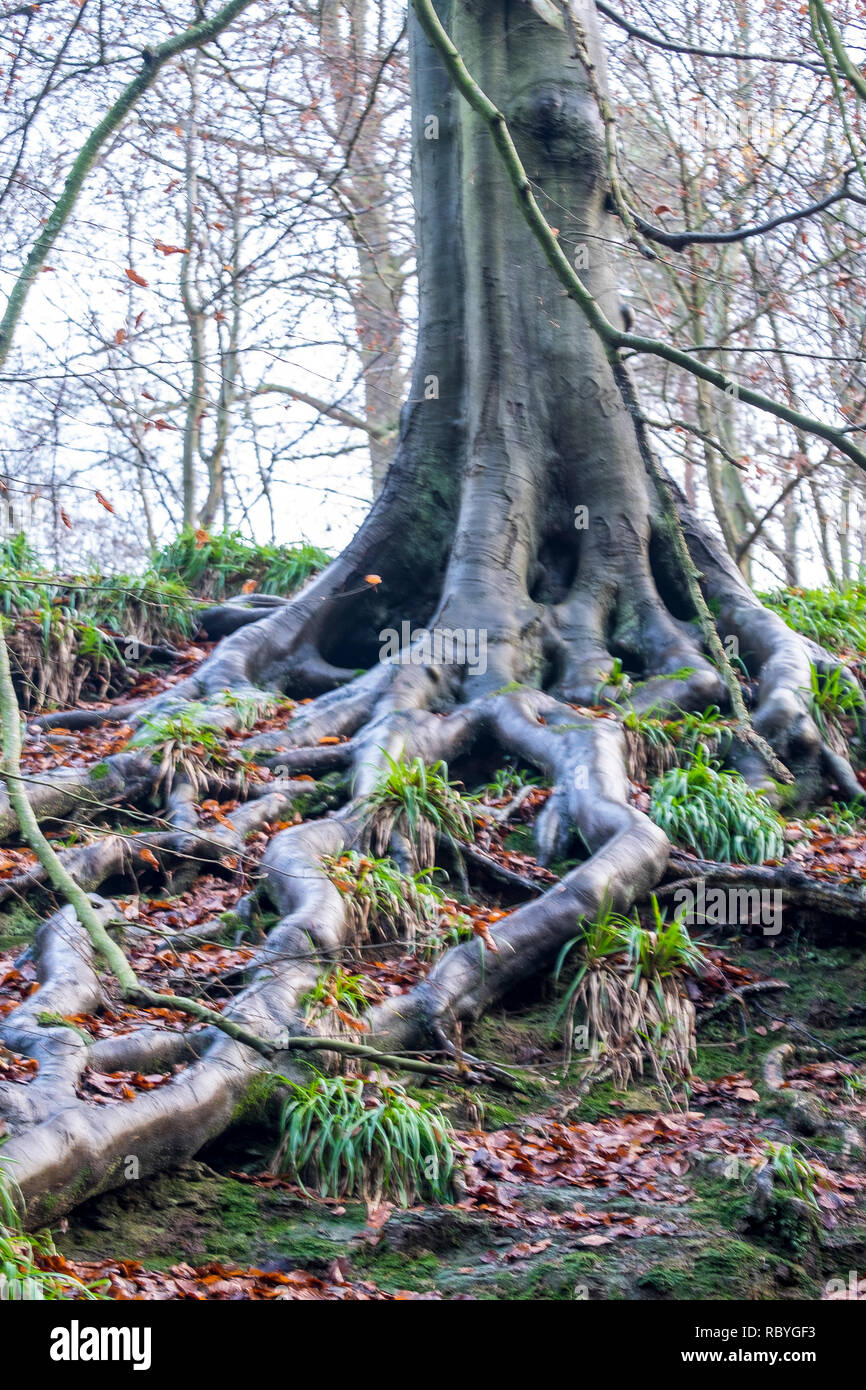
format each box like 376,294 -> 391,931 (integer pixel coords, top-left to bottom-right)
324,852 -> 439,947
362,752 -> 475,869
760,580 -> 866,657
0,1163 -> 106,1300
323,851 -> 475,959
0,532 -> 38,570
0,532 -> 198,710
0,541 -> 196,648
472,764 -> 542,801
299,966 -> 378,1034
755,1142 -> 820,1210
619,702 -> 734,782
594,654 -> 632,703
133,703 -> 228,795
663,706 -> 734,761
153,528 -> 329,600
269,1072 -> 454,1205
649,748 -> 785,864
808,801 -> 866,836
803,663 -> 863,751
211,687 -> 289,730
554,895 -> 706,1089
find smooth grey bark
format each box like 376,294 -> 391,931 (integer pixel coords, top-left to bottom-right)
2,0 -> 861,1225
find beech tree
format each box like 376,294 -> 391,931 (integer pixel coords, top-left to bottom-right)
2,0 -> 865,1224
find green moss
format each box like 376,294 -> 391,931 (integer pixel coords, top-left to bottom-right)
0,899 -> 40,949
690,1172 -> 753,1233
481,1102 -> 524,1129
291,771 -> 348,818
230,1072 -> 280,1126
90,761 -> 109,781
746,1191 -> 820,1260
638,1238 -> 775,1300
468,1249 -> 603,1301
565,1079 -> 622,1122
352,1245 -> 441,1291
218,909 -> 249,941
58,1167 -> 369,1271
36,1011 -> 92,1043
503,825 -> 535,854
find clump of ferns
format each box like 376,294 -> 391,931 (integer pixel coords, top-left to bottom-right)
362,752 -> 475,870
554,895 -> 707,1092
650,746 -> 785,865
619,702 -> 734,783
269,1071 -> 455,1206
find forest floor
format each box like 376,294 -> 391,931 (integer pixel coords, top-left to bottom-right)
2,628 -> 866,1301
34,937 -> 866,1301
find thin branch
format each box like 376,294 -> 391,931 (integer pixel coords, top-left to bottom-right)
0,0 -> 258,370
626,173 -> 866,252
595,1 -> 831,73
410,0 -> 866,479
254,383 -> 395,439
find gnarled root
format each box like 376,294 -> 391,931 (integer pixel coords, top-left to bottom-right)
2,486 -> 863,1226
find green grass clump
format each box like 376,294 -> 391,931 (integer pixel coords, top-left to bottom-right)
362,752 -> 475,868
270,1073 -> 454,1205
755,1142 -> 821,1210
0,533 -> 199,709
760,580 -> 866,657
133,703 -> 229,795
0,1163 -> 106,1300
808,801 -> 866,836
650,749 -> 785,864
324,852 -> 438,942
153,528 -> 329,599
619,702 -> 734,781
211,687 -> 289,729
0,536 -> 196,647
299,966 -> 377,1031
804,663 -> 863,745
554,895 -> 706,1086
323,851 -> 474,958
471,763 -> 542,801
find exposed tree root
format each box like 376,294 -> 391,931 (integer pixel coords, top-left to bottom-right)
658,848 -> 866,925
3,522 -> 862,1226
3,0 -> 865,1234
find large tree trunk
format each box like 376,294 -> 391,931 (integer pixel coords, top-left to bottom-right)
2,0 -> 861,1226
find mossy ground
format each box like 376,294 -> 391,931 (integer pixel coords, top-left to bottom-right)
0,900 -> 41,950
50,924 -> 866,1300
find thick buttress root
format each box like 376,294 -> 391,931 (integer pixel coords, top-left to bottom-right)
2,495 -> 863,1225
1,669 -> 667,1226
